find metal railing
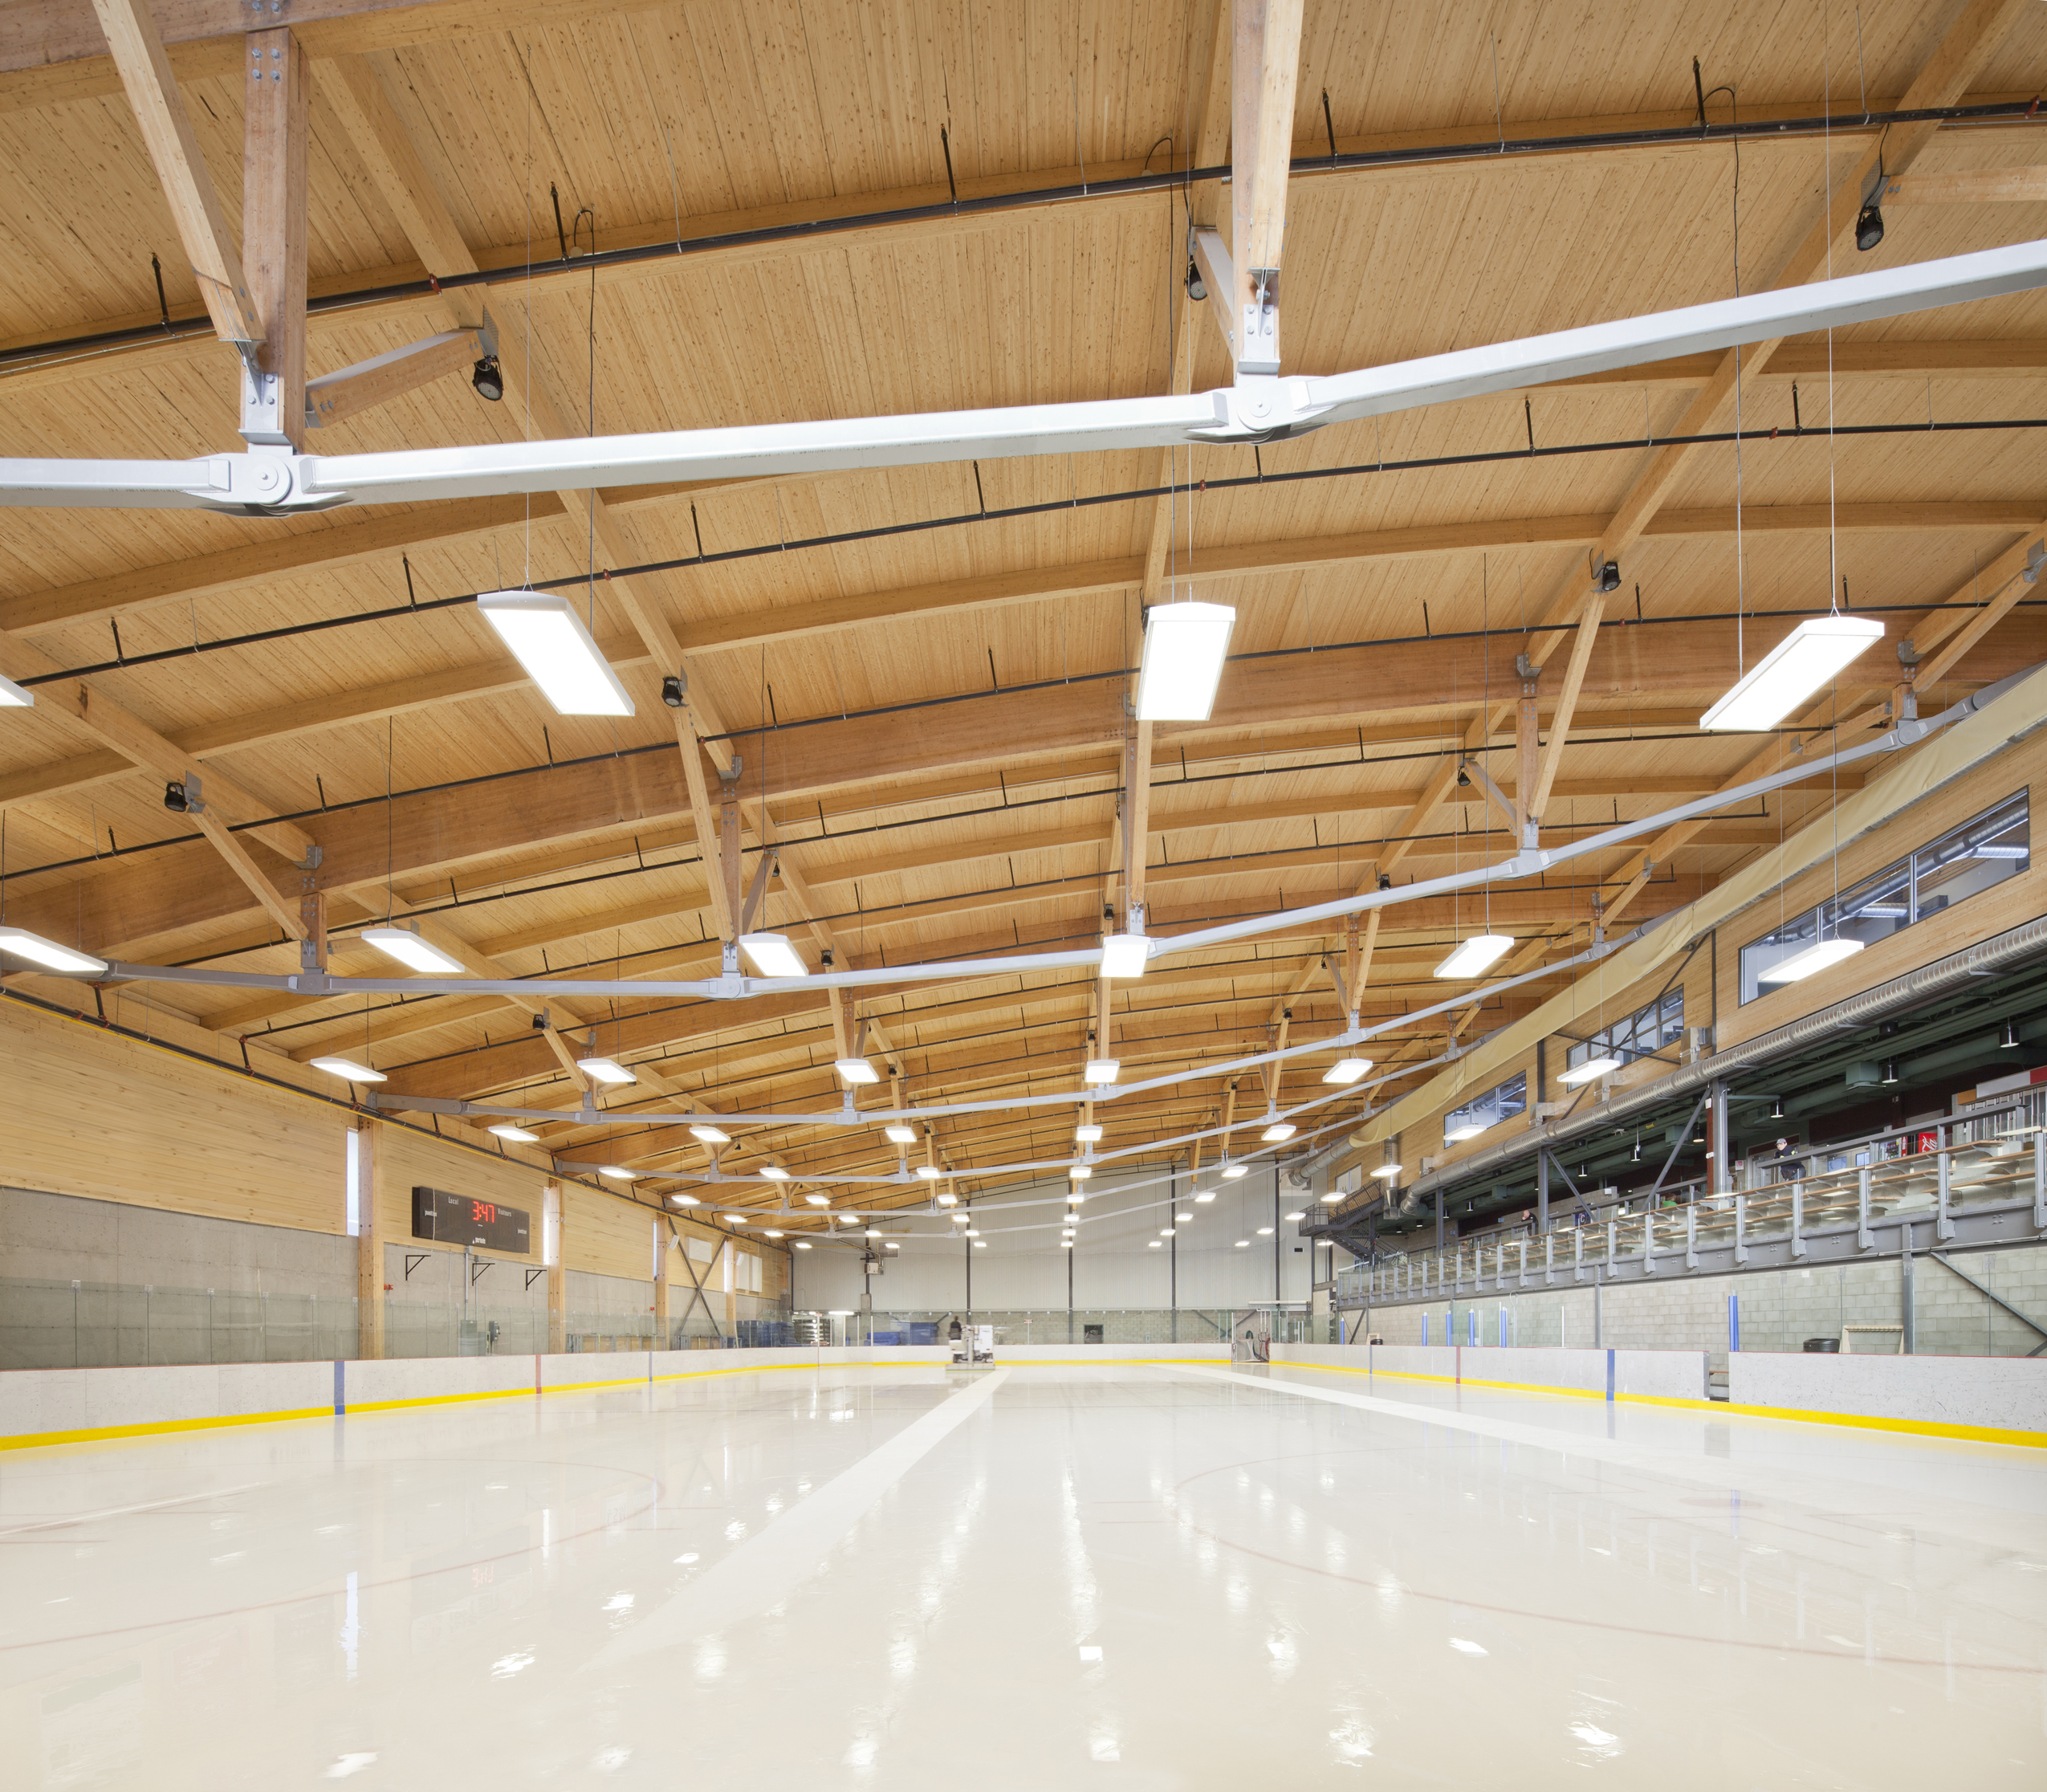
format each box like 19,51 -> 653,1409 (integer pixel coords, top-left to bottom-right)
1337,1098 -> 2046,1313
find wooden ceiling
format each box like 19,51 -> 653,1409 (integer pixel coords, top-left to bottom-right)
0,0 -> 2043,1226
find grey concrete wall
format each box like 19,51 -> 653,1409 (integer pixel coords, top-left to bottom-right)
1344,1241 -> 2047,1359
2,1185 -> 353,1296
0,1186 -> 356,1370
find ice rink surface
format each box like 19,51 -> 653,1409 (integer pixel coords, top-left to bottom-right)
2,1360 -> 2042,1787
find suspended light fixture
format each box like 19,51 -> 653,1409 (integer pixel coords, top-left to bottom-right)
689,1122 -> 731,1144
1222,1163 -> 1247,1180
475,589 -> 635,716
0,670 -> 34,707
489,1124 -> 539,1142
1881,1060 -> 1899,1085
2002,1020 -> 2022,1049
738,933 -> 806,978
0,927 -> 106,975
310,1055 -> 385,1084
834,1057 -> 880,1085
1134,600 -> 1235,721
935,1191 -> 958,1206
915,1164 -> 944,1180
805,1192 -> 831,1207
671,1194 -> 698,1207
1370,1159 -> 1402,1179
1558,1055 -> 1622,1088
1445,1122 -> 1486,1142
1323,1057 -> 1373,1085
1261,1118 -> 1297,1142
884,1122 -> 918,1145
1084,1059 -> 1121,1085
1435,935 -> 1513,979
599,1165 -> 638,1180
1757,936 -> 1864,985
759,1165 -> 791,1181
1099,933 -> 1151,979
360,924 -> 466,975
1070,1163 -> 1094,1180
576,1057 -> 636,1085
1075,1122 -> 1104,1142
1700,616 -> 1883,731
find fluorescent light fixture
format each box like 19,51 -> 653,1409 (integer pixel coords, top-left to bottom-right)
1758,937 -> 1865,985
1175,1210 -> 1193,1223
1222,1163 -> 1247,1180
1061,1240 -> 1074,1248
476,589 -> 635,716
489,1124 -> 539,1142
759,1166 -> 790,1181
865,1228 -> 881,1238
885,1242 -> 900,1251
1066,1191 -> 1085,1205
884,1123 -> 918,1145
1974,844 -> 2029,859
1285,1211 -> 1306,1222
576,1056 -> 636,1085
722,1213 -> 747,1224
1558,1055 -> 1622,1087
1069,1164 -> 1093,1179
1195,1191 -> 1216,1203
689,1123 -> 730,1144
1257,1226 -> 1275,1236
1262,1120 -> 1297,1142
1435,935 -> 1513,979
1083,1058 -> 1121,1085
360,924 -> 466,975
310,1055 -> 385,1083
952,1212 -> 970,1224
1135,600 -> 1235,721
1148,1240 -> 1162,1249
0,927 -> 107,975
671,1194 -> 698,1206
1701,615 -> 1883,731
1100,932 -> 1150,978
834,1057 -> 880,1085
794,1240 -> 812,1250
1371,1162 -> 1402,1179
738,933 -> 806,979
1445,1122 -> 1487,1142
1234,1239 -> 1250,1248
1323,1057 -> 1373,1085
915,1164 -> 944,1180
973,1240 -> 987,1249
804,1192 -> 830,1207
0,670 -> 34,707
1075,1122 -> 1104,1142
598,1165 -> 638,1180
964,1228 -> 980,1238
935,1191 -> 958,1207
1160,1228 -> 1175,1238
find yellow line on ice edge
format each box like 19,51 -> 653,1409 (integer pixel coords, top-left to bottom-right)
1266,1359 -> 2047,1448
0,1358 -> 954,1451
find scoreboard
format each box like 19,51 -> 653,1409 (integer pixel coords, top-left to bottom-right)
411,1186 -> 531,1253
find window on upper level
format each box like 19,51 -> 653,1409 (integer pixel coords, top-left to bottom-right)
1443,1070 -> 1526,1147
1563,989 -> 1684,1076
1738,792 -> 2029,1004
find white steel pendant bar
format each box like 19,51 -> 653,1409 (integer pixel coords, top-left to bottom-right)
1,243 -> 2042,513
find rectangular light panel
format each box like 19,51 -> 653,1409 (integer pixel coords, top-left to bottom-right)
1322,1057 -> 1373,1085
0,926 -> 106,975
1557,1055 -> 1622,1087
360,924 -> 466,975
476,589 -> 635,716
1701,616 -> 1883,731
1435,935 -> 1513,979
1099,932 -> 1151,978
1135,601 -> 1235,721
738,932 -> 807,978
1757,937 -> 1865,985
